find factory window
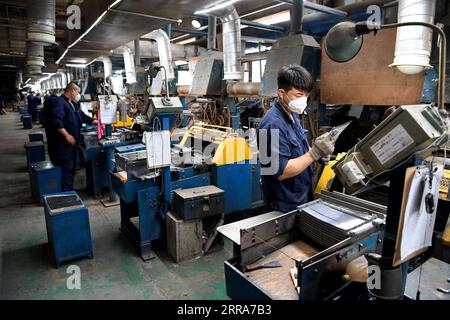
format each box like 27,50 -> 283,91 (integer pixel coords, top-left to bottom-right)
250,59 -> 266,83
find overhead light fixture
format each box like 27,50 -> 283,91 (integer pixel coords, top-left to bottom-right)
324,21 -> 363,63
252,10 -> 290,26
195,0 -> 242,15
241,3 -> 284,19
192,19 -> 202,29
176,37 -> 196,45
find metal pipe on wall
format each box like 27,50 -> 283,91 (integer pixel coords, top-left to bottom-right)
226,82 -> 260,97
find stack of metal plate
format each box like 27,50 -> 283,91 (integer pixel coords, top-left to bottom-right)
299,201 -> 369,248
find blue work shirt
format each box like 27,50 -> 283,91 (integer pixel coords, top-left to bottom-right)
258,101 -> 313,213
46,95 -> 93,145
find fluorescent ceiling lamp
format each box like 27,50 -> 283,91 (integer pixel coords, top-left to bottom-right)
56,0 -> 124,64
192,19 -> 202,29
241,3 -> 284,19
176,37 -> 196,45
195,0 -> 242,14
253,10 -> 290,25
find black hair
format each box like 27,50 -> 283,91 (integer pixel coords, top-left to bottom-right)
277,64 -> 314,93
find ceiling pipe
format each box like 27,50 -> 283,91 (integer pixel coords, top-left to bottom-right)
290,0 -> 304,34
208,16 -> 217,51
143,29 -> 175,79
120,40 -> 206,60
205,5 -> 243,81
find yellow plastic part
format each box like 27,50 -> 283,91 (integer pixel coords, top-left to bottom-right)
212,137 -> 253,166
113,113 -> 134,128
439,170 -> 450,194
179,122 -> 252,166
314,153 -> 346,194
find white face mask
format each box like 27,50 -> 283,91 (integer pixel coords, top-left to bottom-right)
74,93 -> 81,103
286,96 -> 308,114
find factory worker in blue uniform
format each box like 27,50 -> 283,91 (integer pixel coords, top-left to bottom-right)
46,82 -> 97,191
258,65 -> 336,213
27,91 -> 38,123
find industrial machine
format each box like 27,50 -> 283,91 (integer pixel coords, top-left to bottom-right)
111,121 -> 263,260
333,104 -> 449,194
218,191 -> 386,300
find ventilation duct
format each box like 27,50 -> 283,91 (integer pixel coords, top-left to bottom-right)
26,43 -> 45,75
98,56 -> 112,79
15,71 -> 23,89
390,0 -> 437,75
206,5 -> 243,81
121,46 -> 137,84
144,29 -> 175,80
27,0 -> 56,46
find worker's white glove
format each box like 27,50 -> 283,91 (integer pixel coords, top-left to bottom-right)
310,133 -> 335,161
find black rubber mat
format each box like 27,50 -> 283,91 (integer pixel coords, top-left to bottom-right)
46,195 -> 83,210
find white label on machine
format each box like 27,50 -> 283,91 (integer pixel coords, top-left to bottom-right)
370,124 -> 414,165
145,131 -> 171,169
341,161 -> 365,185
98,95 -> 118,125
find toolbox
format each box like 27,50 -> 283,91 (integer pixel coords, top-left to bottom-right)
43,191 -> 93,268
166,211 -> 202,263
173,185 -> 224,220
29,161 -> 61,204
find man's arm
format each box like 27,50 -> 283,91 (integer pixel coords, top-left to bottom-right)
49,99 -> 76,145
79,108 -> 94,125
277,152 -> 315,181
279,132 -> 336,180
261,125 -> 313,182
57,128 -> 76,145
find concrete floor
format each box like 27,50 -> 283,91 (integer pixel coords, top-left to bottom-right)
0,111 -> 231,300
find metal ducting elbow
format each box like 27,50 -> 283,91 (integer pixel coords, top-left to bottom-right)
98,56 -> 113,79
121,46 -> 137,84
206,5 -> 243,81
390,0 -> 437,75
144,29 -> 175,80
27,0 -> 56,46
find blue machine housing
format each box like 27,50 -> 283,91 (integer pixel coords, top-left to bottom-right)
43,191 -> 94,268
29,161 -> 61,204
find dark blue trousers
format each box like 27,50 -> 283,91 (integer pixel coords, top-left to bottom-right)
48,141 -> 77,191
